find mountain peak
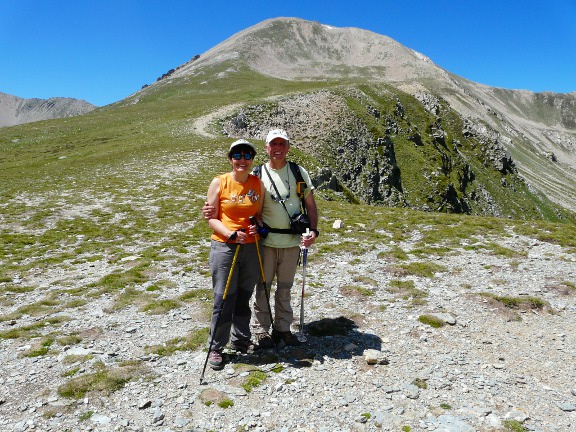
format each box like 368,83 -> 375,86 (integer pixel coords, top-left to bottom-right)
173,17 -> 446,84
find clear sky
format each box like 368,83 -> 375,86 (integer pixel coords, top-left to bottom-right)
1,0 -> 575,107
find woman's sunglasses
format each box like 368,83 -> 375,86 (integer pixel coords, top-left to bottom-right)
231,153 -> 254,160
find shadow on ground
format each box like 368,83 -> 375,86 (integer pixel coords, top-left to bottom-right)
227,316 -> 382,368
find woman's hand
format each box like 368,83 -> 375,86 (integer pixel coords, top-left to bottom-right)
235,229 -> 250,244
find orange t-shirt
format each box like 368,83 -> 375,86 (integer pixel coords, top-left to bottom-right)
211,173 -> 261,243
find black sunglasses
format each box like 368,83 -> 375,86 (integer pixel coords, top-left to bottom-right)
231,153 -> 254,160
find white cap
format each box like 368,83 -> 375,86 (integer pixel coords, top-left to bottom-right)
229,139 -> 256,154
265,129 -> 290,145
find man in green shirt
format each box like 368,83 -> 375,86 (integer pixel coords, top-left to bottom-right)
253,129 -> 318,347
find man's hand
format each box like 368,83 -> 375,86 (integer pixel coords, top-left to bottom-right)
300,230 -> 316,248
202,201 -> 216,220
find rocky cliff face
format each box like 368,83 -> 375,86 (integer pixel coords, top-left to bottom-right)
218,87 -> 557,220
0,92 -> 96,128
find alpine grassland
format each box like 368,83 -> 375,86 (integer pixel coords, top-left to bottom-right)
1,66 -> 576,336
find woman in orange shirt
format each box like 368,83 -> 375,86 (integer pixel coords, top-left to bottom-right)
205,139 -> 264,370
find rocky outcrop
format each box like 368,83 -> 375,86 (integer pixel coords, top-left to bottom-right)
217,86 -> 556,219
0,92 -> 96,128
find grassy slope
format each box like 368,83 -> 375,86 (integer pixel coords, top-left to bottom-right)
1,67 -> 575,292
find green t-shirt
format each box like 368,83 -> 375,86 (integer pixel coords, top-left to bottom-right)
260,162 -> 314,248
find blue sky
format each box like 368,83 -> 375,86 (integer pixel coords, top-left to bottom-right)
1,0 -> 575,106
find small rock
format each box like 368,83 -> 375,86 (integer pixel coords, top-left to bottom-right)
364,349 -> 389,365
332,219 -> 345,229
91,414 -> 112,424
557,403 -> 576,412
430,312 -> 457,325
138,399 -> 152,410
152,407 -> 164,423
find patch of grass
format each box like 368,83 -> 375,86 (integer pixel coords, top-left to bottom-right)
63,299 -> 88,309
109,287 -> 157,311
270,364 -> 284,373
440,403 -> 452,410
62,354 -> 94,364
378,245 -> 409,261
317,240 -> 371,256
179,288 -> 212,302
57,361 -> 151,399
13,298 -> 61,317
396,261 -> 447,277
2,284 -> 36,293
503,419 -> 528,432
484,242 -> 527,258
78,411 -> 94,421
57,334 -> 83,346
479,292 -> 550,311
217,399 -> 234,408
242,369 -> 268,392
388,279 -> 428,304
418,315 -> 445,328
88,267 -> 150,295
140,298 -> 181,314
0,316 -> 71,339
340,285 -> 374,297
62,367 -> 81,377
352,275 -> 378,286
23,336 -> 55,357
145,327 -> 209,356
412,378 -> 428,389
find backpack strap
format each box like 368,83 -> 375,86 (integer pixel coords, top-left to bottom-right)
288,161 -> 307,199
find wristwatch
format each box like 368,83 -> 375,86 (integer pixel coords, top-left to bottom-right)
311,228 -> 319,238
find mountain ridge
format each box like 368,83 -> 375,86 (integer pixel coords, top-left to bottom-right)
0,92 -> 96,128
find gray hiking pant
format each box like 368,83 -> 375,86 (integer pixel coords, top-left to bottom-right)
252,245 -> 300,333
207,240 -> 260,351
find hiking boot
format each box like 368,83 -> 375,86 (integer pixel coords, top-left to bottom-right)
272,330 -> 301,346
209,350 -> 224,370
231,339 -> 257,354
255,332 -> 275,349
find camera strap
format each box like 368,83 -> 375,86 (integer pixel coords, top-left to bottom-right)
262,164 -> 306,235
263,164 -> 295,221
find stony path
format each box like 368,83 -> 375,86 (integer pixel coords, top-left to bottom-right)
1,232 -> 575,432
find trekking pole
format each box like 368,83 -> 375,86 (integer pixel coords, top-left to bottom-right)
250,216 -> 276,340
297,228 -> 311,343
200,243 -> 241,385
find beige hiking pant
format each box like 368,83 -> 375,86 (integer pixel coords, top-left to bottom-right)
252,245 -> 300,333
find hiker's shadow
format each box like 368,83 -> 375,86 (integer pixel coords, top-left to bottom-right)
230,316 -> 382,368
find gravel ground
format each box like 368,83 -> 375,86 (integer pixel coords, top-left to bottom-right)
1,230 -> 575,432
